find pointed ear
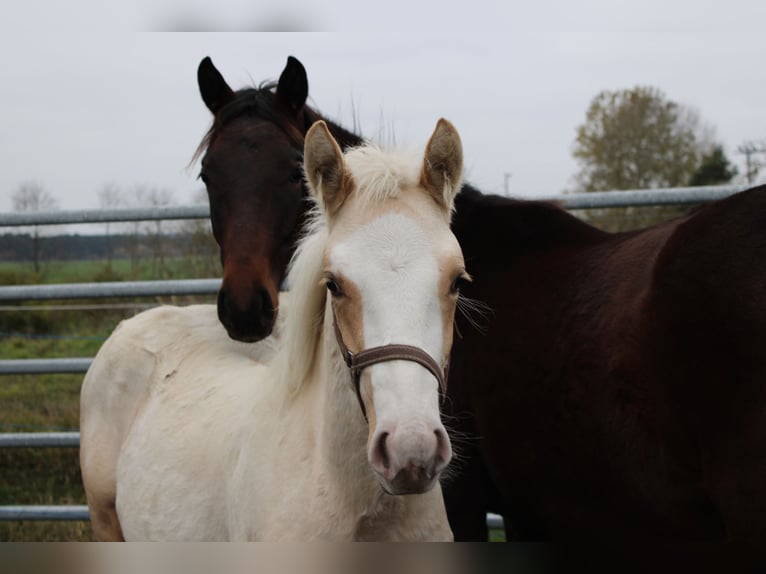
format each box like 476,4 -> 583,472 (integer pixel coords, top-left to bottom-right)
304,121 -> 350,218
420,118 -> 463,213
197,57 -> 235,114
276,56 -> 309,114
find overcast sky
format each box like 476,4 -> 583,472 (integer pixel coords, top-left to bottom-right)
1,1 -> 765,214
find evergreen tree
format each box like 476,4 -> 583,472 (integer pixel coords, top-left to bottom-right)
689,145 -> 738,186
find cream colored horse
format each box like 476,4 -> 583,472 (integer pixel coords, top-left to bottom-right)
80,118 -> 468,541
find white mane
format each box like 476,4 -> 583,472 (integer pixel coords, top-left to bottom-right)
274,208 -> 328,397
275,143 -> 423,397
343,145 -> 422,210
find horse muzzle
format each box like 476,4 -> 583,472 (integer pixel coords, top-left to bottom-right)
217,285 -> 276,342
369,426 -> 452,495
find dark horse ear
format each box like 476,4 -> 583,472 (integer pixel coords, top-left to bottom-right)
198,57 -> 235,114
276,56 -> 309,114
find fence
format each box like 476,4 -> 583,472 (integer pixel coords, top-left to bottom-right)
0,184 -> 750,528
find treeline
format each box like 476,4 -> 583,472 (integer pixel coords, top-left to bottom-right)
0,232 -> 211,262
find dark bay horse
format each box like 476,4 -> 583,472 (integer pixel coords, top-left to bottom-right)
197,57 -> 766,541
445,184 -> 766,541
195,56 -> 358,341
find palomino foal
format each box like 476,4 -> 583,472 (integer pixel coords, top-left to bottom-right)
81,119 -> 466,540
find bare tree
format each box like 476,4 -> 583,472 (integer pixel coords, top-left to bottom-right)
140,186 -> 175,278
12,181 -> 59,273
737,141 -> 766,184
123,185 -> 148,278
96,182 -> 125,269
178,188 -> 220,278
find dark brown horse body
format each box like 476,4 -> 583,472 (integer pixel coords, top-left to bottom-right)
445,184 -> 766,541
196,56 -> 359,341
198,57 -> 766,541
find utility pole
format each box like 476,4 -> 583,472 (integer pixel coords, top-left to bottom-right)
504,172 -> 512,195
737,141 -> 766,184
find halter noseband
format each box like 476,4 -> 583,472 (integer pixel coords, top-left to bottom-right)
332,307 -> 449,420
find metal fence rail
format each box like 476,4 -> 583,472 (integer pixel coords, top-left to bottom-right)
0,278 -> 221,302
0,358 -> 92,375
0,204 -> 209,227
0,432 -> 87,521
0,505 -> 90,521
0,185 -> 750,229
0,432 -> 81,448
540,184 -> 748,209
0,184 -> 754,530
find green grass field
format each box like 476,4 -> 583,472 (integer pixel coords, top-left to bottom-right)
0,255 -> 219,285
1,334 -> 115,540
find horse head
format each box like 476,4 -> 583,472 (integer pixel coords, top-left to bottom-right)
196,56 -> 312,342
304,119 -> 467,494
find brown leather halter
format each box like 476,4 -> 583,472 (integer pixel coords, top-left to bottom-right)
332,307 -> 448,420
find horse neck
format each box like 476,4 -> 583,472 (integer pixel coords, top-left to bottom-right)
312,303 -> 378,500
271,230 -> 378,508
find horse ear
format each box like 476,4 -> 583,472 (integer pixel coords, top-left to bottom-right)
304,121 -> 350,218
198,57 -> 235,114
420,118 -> 464,213
277,56 -> 309,114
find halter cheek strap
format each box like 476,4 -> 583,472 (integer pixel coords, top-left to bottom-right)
332,308 -> 449,420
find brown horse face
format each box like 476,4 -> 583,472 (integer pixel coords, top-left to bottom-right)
203,121 -> 306,341
197,57 -> 310,342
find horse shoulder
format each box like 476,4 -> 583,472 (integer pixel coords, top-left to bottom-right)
82,305 -> 220,442
81,304 -> 239,540
116,352 -> 266,540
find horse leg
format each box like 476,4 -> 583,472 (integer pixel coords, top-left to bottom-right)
86,493 -> 125,541
81,445 -> 125,541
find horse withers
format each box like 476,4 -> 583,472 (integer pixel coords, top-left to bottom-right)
80,119 -> 467,540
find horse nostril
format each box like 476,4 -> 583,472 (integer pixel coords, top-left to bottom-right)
217,289 -> 231,320
372,431 -> 390,471
256,287 -> 273,317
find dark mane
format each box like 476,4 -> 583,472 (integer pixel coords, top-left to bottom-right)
192,82 -> 304,165
453,183 -> 607,252
192,83 -> 363,167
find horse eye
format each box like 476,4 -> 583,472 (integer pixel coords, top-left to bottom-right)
290,168 -> 304,184
198,171 -> 209,185
450,273 -> 470,294
325,278 -> 343,297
